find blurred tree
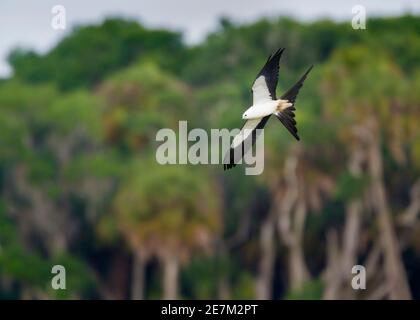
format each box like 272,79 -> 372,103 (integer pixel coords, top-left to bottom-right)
9,19 -> 185,90
111,161 -> 220,299
98,62 -> 193,153
321,46 -> 415,299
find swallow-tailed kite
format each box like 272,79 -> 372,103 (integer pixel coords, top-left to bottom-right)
223,48 -> 313,170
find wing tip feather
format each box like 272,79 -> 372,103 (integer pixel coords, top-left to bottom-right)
224,163 -> 236,170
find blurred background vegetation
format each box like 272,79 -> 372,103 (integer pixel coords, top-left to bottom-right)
0,14 -> 420,299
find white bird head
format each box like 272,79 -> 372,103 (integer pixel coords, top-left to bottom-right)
242,104 -> 273,120
242,106 -> 257,119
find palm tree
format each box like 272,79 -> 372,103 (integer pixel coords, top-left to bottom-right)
259,119 -> 335,297
321,46 -> 412,299
113,160 -> 221,299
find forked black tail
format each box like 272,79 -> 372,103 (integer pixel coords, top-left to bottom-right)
275,65 -> 313,141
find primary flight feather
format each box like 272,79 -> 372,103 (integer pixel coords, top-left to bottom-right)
223,48 -> 313,170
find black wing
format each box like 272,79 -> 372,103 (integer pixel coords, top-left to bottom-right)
252,48 -> 285,103
223,116 -> 270,170
275,65 -> 313,141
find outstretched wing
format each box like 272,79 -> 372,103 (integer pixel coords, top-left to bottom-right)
252,48 -> 285,104
223,116 -> 270,170
275,65 -> 313,141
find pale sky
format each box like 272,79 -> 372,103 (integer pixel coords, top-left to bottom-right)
0,0 -> 419,77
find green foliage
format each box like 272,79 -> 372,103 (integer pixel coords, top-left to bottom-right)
0,201 -> 94,298
9,19 -> 185,90
286,279 -> 324,300
112,159 -> 220,254
335,172 -> 369,202
98,62 -> 193,153
231,272 -> 256,299
49,253 -> 96,299
181,256 -> 218,299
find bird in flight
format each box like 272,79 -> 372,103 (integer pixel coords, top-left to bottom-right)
223,48 -> 313,170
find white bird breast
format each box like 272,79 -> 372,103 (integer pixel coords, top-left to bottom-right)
242,100 -> 278,120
